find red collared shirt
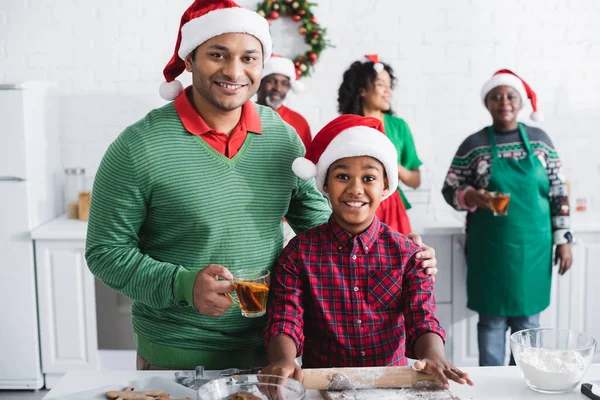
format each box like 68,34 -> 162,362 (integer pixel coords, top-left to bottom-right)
266,216 -> 445,368
174,86 -> 262,158
276,105 -> 312,150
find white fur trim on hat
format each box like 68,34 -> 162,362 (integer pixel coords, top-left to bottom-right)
530,111 -> 543,121
292,157 -> 317,180
373,63 -> 384,73
262,56 -> 303,92
159,80 -> 184,101
291,80 -> 304,92
480,73 -> 527,109
179,7 -> 272,61
312,126 -> 398,200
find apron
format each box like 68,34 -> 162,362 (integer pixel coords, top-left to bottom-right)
376,190 -> 412,235
466,123 -> 552,317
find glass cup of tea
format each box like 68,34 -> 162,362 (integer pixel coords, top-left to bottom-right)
489,191 -> 510,216
232,270 -> 270,318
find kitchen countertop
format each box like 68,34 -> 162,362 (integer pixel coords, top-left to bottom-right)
43,365 -> 600,399
31,214 -> 88,240
30,208 -> 600,241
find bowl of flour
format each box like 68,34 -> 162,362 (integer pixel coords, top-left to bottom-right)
510,328 -> 596,394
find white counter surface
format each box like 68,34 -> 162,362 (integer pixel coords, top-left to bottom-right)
31,214 -> 88,240
43,365 -> 600,399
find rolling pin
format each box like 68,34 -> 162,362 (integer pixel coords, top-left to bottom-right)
302,366 -> 437,390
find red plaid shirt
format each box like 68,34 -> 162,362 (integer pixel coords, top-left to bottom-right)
265,216 -> 445,368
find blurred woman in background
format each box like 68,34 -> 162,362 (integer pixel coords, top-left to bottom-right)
337,55 -> 422,234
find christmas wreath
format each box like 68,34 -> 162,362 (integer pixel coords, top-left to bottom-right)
256,0 -> 332,79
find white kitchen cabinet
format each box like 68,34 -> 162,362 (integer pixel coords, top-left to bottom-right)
451,235 -> 479,367
436,303 -> 453,361
34,239 -> 99,389
420,235 -> 453,360
566,234 -> 600,362
421,235 -> 452,304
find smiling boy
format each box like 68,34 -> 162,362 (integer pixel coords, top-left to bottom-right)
263,115 -> 474,389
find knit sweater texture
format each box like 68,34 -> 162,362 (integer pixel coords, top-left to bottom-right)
85,102 -> 331,368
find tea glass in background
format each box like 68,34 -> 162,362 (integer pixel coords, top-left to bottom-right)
489,192 -> 510,216
233,270 -> 270,318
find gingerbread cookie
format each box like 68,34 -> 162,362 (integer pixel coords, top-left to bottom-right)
105,386 -> 190,400
228,391 -> 263,400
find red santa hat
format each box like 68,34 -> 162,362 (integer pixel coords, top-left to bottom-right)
262,54 -> 304,92
292,114 -> 398,198
481,69 -> 542,121
159,0 -> 273,101
363,54 -> 384,73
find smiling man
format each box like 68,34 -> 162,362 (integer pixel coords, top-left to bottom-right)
256,55 -> 312,149
84,0 -> 333,371
85,0 -> 439,372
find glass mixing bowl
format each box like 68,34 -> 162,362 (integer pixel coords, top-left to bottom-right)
197,374 -> 305,400
510,328 -> 596,394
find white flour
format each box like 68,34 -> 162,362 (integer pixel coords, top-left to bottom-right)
324,381 -> 459,400
516,349 -> 588,391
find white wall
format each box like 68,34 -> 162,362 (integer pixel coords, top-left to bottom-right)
1,0 -> 599,206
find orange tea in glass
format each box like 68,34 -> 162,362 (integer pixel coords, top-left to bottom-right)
489,192 -> 510,216
233,270 -> 270,318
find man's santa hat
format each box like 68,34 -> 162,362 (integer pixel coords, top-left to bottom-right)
262,54 -> 304,92
363,54 -> 384,73
481,69 -> 542,121
159,0 -> 272,101
292,114 -> 398,198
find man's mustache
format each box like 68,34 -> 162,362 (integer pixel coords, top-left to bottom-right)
268,89 -> 284,97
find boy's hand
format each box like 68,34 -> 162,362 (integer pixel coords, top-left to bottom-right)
260,360 -> 303,399
406,233 -> 438,278
261,359 -> 303,381
414,357 -> 474,389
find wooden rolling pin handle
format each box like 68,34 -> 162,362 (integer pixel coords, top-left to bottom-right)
302,366 -> 437,390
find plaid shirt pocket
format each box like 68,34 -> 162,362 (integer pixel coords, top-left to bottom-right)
367,269 -> 403,309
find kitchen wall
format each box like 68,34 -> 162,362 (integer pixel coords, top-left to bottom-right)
1,0 -> 599,209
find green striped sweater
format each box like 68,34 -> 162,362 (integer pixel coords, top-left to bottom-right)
85,102 -> 331,369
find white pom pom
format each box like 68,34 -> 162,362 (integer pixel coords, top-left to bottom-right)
530,111 -> 543,122
291,80 -> 305,93
373,63 -> 384,73
292,157 -> 317,180
159,80 -> 183,101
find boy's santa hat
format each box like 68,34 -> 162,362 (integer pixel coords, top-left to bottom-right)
262,54 -> 304,92
481,69 -> 542,121
159,0 -> 272,101
292,114 -> 398,199
363,54 -> 384,73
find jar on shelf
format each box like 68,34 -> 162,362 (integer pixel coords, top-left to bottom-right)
64,167 -> 86,219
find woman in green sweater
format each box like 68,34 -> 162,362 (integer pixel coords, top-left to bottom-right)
337,55 -> 422,235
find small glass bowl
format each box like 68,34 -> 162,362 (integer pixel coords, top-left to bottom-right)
197,374 -> 305,400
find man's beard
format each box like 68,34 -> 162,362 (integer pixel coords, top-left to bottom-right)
265,91 -> 285,110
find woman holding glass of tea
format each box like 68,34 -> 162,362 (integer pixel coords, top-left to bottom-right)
441,69 -> 573,366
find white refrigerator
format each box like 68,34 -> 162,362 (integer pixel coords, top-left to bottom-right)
0,82 -> 62,389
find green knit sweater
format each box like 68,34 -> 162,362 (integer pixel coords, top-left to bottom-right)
85,102 -> 330,369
